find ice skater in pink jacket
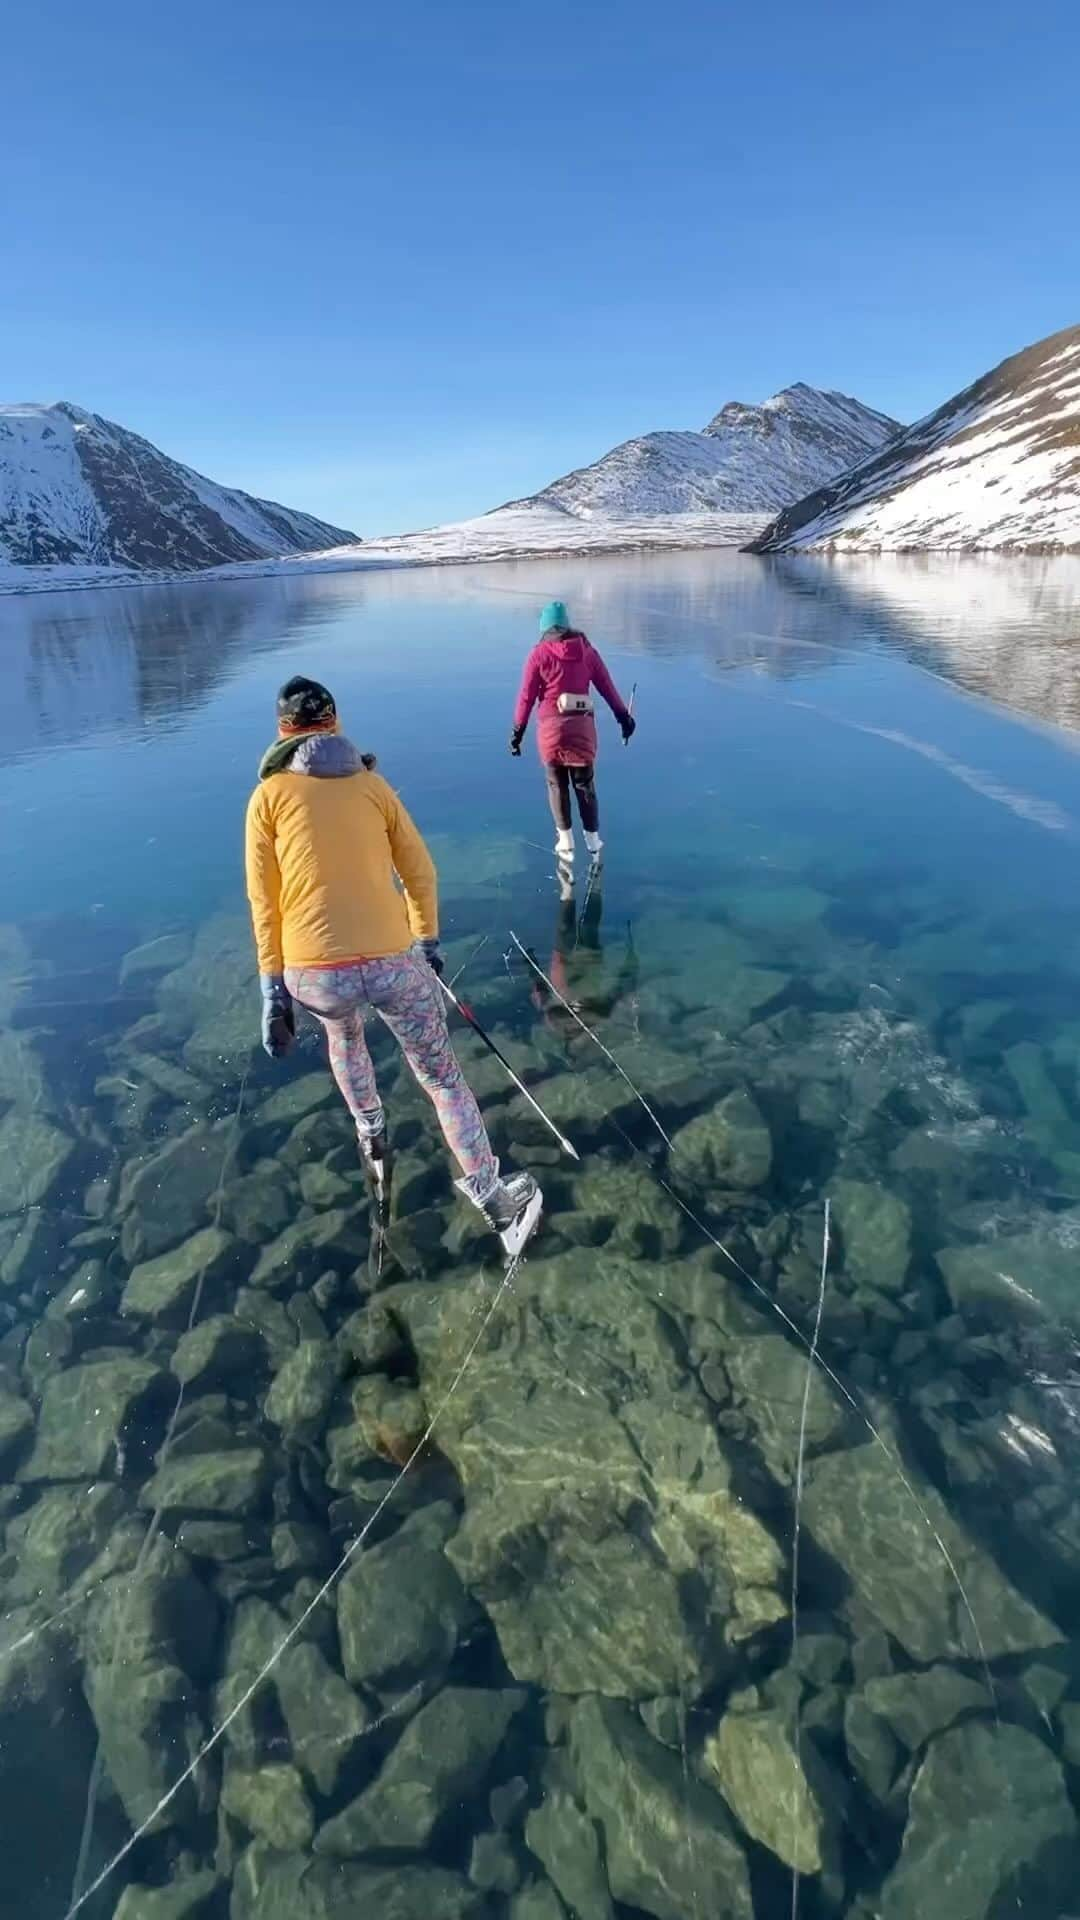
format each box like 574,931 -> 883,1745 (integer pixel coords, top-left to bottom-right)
509,599 -> 635,866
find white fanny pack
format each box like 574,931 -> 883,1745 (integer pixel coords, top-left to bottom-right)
556,692 -> 594,716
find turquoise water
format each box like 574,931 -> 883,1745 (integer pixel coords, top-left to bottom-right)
3,550 -> 1080,1919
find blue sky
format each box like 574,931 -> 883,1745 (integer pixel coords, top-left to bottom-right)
5,0 -> 1079,535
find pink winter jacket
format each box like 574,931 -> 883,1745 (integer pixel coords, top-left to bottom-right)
513,632 -> 630,766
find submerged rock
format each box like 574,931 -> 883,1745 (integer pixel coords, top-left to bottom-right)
0,1386 -> 32,1466
725,1332 -> 847,1480
525,1772 -> 613,1920
860,1665 -> 990,1751
570,1695 -> 752,1920
337,1501 -> 472,1689
118,1124 -> 225,1263
469,1831 -> 521,1895
393,1256 -> 786,1698
256,1073 -> 332,1128
0,1606 -> 100,1918
122,1226 -> 238,1325
231,1843 -> 485,1920
6,1482 -> 130,1599
119,930 -> 193,984
880,1722 -> 1077,1919
219,1160 -> 295,1244
803,1442 -> 1062,1662
172,1314 -> 266,1389
140,1448 -> 273,1519
511,1885 -> 568,1920
275,1639 -> 372,1796
114,1873 -> 221,1920
83,1544 -> 218,1832
265,1339 -> 344,1442
703,1702 -> 838,1874
251,1210 -> 366,1292
0,1111 -> 74,1212
670,1088 -> 772,1190
20,1356 -> 166,1480
316,1685 -> 525,1855
222,1761 -> 315,1849
937,1226 -> 1080,1327
833,1179 -> 912,1294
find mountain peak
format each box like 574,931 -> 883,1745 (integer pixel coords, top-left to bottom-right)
0,402 -> 357,571
512,386 -> 900,523
751,322 -> 1080,554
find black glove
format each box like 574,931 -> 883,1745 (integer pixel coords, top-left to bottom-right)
417,938 -> 445,978
259,975 -> 295,1059
509,727 -> 525,757
620,713 -> 637,743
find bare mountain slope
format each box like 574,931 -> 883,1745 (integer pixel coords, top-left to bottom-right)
0,402 -> 356,570
751,326 -> 1080,554
507,384 -> 900,520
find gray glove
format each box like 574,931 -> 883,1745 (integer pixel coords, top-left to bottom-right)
416,938 -> 444,978
260,974 -> 295,1058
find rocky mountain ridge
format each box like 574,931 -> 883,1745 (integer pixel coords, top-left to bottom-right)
0,401 -> 356,570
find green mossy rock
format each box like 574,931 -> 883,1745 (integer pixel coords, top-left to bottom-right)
231,1844 -> 486,1920
0,1387 -> 32,1466
670,1089 -> 772,1190
172,1314 -> 266,1388
525,1781 -> 612,1920
703,1704 -> 837,1873
6,1482 -> 129,1599
833,1179 -> 912,1294
219,1161 -> 294,1243
0,1111 -> 74,1211
337,1502 -> 472,1689
20,1357 -> 166,1481
140,1448 -> 272,1519
118,1124 -> 224,1263
0,1605 -> 99,1918
392,1257 -> 785,1698
251,1210 -> 366,1292
880,1722 -> 1077,1920
46,1258 -> 111,1321
122,1226 -> 238,1325
275,1639 -> 373,1796
511,1885 -> 568,1920
113,1871 -> 221,1920
804,1443 -> 1062,1662
725,1333 -> 847,1479
257,1074 -> 332,1127
569,1695 -> 752,1920
861,1665 -> 991,1751
316,1686 -> 525,1855
222,1761 -> 315,1849
119,931 -> 193,983
937,1230 -> 1080,1327
266,1340 -> 345,1442
469,1831 -> 521,1895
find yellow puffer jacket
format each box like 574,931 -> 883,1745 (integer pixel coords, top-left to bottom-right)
245,765 -> 438,974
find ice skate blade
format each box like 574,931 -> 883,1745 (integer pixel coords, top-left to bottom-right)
500,1189 -> 544,1264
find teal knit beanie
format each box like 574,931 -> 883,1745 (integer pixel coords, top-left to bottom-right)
540,600 -> 570,635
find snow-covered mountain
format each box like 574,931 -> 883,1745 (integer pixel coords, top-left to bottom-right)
0,402 -> 356,570
751,326 -> 1080,554
506,384 -> 900,520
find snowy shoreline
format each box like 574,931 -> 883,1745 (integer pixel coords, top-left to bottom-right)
0,509 -> 768,598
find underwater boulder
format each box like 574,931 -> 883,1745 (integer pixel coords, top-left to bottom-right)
315,1684 -> 525,1855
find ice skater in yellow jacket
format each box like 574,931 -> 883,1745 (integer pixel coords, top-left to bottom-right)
245,675 -> 541,1259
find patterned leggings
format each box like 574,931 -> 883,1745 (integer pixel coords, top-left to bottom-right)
284,953 -> 499,1201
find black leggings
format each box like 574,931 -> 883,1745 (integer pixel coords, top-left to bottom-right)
545,762 -> 599,833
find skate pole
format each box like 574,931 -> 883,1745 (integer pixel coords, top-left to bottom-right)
439,978 -> 581,1161
624,682 -> 637,745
